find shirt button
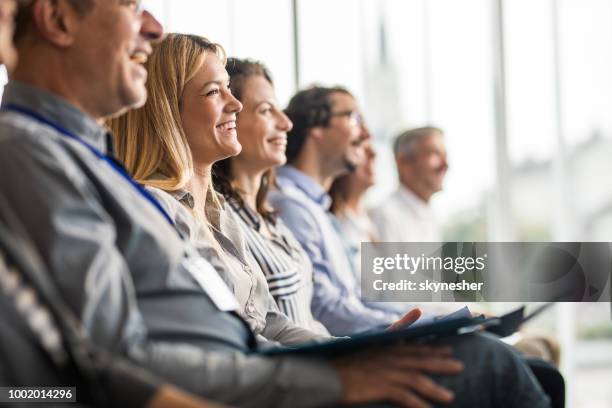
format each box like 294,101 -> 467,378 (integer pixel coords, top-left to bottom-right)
42,329 -> 62,351
29,307 -> 52,331
1,269 -> 20,293
16,288 -> 36,310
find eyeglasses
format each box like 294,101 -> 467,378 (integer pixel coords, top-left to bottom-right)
330,110 -> 363,128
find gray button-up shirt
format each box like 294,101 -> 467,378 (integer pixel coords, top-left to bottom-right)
0,197 -> 161,407
146,185 -> 329,345
0,80 -> 341,408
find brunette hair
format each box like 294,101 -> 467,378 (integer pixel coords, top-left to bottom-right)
212,57 -> 278,223
284,85 -> 352,163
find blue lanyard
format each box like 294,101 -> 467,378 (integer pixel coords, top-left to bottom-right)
2,104 -> 175,227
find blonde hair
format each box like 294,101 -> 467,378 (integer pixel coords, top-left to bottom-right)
109,33 -> 230,258
110,33 -> 226,193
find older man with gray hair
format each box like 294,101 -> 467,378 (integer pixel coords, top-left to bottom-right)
372,127 -> 448,243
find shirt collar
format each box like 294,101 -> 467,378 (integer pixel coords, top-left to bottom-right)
168,188 -> 196,210
276,165 -> 332,209
397,185 -> 434,218
227,193 -> 300,255
167,185 -> 227,230
2,80 -> 111,154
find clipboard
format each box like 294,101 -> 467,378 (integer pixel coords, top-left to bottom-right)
258,304 -> 555,357
259,308 -> 478,357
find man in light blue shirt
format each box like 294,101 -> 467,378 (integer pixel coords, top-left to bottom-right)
270,86 -> 412,336
271,165 -> 400,335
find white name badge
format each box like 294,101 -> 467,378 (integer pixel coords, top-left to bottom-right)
183,255 -> 240,312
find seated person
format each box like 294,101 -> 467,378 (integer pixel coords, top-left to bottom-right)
0,2 -> 550,407
0,3 -> 220,407
370,127 -> 447,243
269,86 -> 406,335
329,139 -> 381,287
0,199 -> 225,408
212,58 -> 329,335
328,139 -> 448,317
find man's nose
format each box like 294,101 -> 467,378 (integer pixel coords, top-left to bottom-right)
140,10 -> 164,41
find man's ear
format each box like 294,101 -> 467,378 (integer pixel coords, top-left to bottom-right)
31,0 -> 80,47
396,154 -> 413,170
309,126 -> 324,141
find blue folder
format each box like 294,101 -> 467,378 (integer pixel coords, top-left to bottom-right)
259,306 -> 481,357
259,304 -> 554,357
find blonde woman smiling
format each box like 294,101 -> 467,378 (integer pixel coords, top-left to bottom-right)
109,34 -> 331,345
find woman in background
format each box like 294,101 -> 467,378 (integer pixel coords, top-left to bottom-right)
328,140 -> 411,316
329,140 -> 379,282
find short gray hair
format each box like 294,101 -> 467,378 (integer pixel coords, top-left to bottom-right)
393,126 -> 443,158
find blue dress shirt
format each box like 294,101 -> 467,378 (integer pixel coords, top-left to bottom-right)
269,166 -> 400,336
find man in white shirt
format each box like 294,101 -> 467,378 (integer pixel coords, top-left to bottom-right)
372,127 -> 448,242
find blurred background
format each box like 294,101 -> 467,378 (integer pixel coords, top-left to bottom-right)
5,0 -> 611,405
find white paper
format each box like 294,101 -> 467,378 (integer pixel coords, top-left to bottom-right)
184,256 -> 240,312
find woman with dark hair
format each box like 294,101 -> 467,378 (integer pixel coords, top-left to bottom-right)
328,140 -> 412,316
329,140 -> 380,280
213,58 -> 329,334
